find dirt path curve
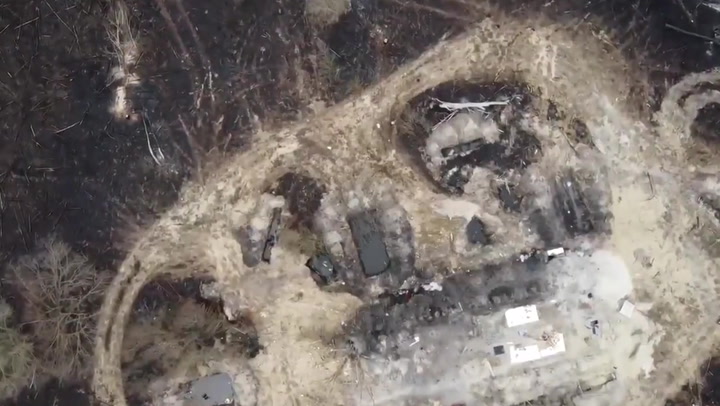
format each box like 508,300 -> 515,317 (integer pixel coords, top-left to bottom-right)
93,12 -> 720,405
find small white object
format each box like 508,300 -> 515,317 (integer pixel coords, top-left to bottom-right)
223,306 -> 236,322
433,98 -> 509,111
409,336 -> 420,347
619,300 -> 635,318
546,247 -> 565,257
505,305 -> 539,328
484,359 -> 495,377
422,282 -> 443,291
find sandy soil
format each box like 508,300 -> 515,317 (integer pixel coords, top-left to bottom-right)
1,0 -> 720,405
88,5 -> 720,406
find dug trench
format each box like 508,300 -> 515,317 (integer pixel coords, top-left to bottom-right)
0,0 -> 720,405
92,12 -> 720,406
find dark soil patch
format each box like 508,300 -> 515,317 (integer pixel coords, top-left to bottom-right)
691,103 -> 720,145
270,172 -> 326,230
546,101 -> 564,121
686,102 -> 720,167
141,0 -> 315,151
497,183 -> 523,212
321,0 -> 470,100
1,379 -> 92,406
666,357 -> 720,406
132,275 -> 216,317
0,0 -> 327,269
552,173 -> 599,237
571,118 -> 595,148
530,170 -> 611,246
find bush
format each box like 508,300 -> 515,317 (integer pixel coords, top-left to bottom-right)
0,300 -> 35,399
8,238 -> 109,380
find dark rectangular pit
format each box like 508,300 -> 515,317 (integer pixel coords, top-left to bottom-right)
347,210 -> 391,277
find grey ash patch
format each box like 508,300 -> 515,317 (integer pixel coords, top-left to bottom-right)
345,256 -> 551,358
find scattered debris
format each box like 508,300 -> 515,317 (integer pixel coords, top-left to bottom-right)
466,216 -> 489,245
547,101 -> 563,121
348,211 -> 391,277
432,98 -> 509,112
378,281 -> 443,306
306,254 -> 335,285
261,207 -> 283,263
271,172 -> 326,229
409,336 -> 420,347
586,319 -> 602,337
185,373 -> 235,406
619,300 -> 635,318
665,23 -> 720,45
633,248 -> 654,269
379,287 -> 418,306
517,249 -> 548,272
497,183 -> 522,212
573,119 -> 595,147
441,165 -> 472,193
441,139 -> 486,159
505,304 -> 540,328
546,247 -> 565,258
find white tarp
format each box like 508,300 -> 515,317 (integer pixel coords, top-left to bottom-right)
505,305 -> 539,328
509,333 -> 566,364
